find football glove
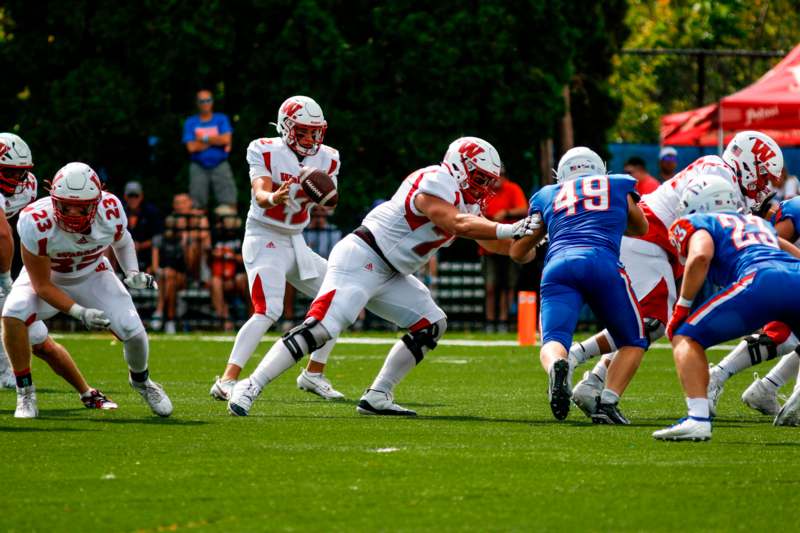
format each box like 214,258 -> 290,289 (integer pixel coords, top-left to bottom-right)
124,271 -> 158,290
666,298 -> 693,340
69,304 -> 111,330
496,214 -> 542,240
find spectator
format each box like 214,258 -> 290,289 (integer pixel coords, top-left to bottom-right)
624,156 -> 660,195
151,193 -> 211,333
480,166 -> 528,330
182,89 -> 236,211
658,146 -> 678,182
209,206 -> 248,331
303,206 -> 342,259
775,167 -> 800,200
122,181 -> 163,273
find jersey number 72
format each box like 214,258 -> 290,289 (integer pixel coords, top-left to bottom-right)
553,176 -> 609,215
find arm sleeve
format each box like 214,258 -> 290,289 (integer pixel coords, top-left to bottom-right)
111,231 -> 139,273
182,118 -> 195,143
219,114 -> 233,135
247,141 -> 272,183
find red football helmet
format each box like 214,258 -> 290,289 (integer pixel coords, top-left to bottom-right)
50,163 -> 102,233
0,133 -> 33,196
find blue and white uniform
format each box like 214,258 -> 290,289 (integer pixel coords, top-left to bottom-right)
529,174 -> 647,350
669,212 -> 800,348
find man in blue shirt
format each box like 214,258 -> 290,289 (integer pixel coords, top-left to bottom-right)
511,147 -> 649,424
182,89 -> 236,210
656,175 -> 800,441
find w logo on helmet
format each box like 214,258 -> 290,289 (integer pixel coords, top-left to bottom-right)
458,142 -> 485,160
751,138 -> 776,162
282,102 -> 304,118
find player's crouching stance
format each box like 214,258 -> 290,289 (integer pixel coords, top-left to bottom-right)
0,134 -> 115,411
2,163 -> 171,418
510,148 -> 649,424
228,137 -> 538,416
654,176 -> 800,441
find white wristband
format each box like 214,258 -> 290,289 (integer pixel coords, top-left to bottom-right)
495,223 -> 513,239
68,303 -> 86,320
677,296 -> 694,307
264,192 -> 276,206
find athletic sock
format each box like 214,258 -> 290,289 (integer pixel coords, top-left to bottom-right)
762,352 -> 800,390
591,355 -> 610,382
569,333 -> 615,365
716,339 -> 753,379
370,340 -> 417,394
687,397 -> 710,419
250,339 -> 300,389
14,368 -> 32,389
308,338 -> 335,365
228,314 -> 274,369
123,332 -> 149,373
600,388 -> 620,405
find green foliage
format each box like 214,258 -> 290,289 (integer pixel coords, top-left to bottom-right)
0,1 -> 625,221
612,0 -> 800,143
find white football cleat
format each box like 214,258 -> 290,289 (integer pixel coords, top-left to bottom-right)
14,385 -> 38,419
0,367 -> 15,389
228,378 -> 262,417
357,389 -> 416,416
296,369 -> 345,400
130,378 -> 173,417
210,376 -> 236,401
707,366 -> 726,417
741,374 -> 781,416
774,387 -> 800,426
653,416 -> 712,442
571,371 -> 603,417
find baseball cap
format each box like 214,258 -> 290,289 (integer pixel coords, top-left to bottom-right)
124,181 -> 143,196
659,147 -> 678,161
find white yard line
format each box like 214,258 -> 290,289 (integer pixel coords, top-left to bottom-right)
49,332 -> 738,351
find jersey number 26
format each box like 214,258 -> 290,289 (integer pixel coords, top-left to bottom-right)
553,176 -> 609,216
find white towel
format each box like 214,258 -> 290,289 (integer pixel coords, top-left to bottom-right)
291,233 -> 317,280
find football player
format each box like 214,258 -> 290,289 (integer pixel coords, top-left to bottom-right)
511,147 -> 648,423
0,133 -> 115,410
209,95 -> 347,402
569,131 -> 783,416
2,162 -> 170,418
706,194 -> 800,416
654,175 -> 800,441
227,136 -> 538,416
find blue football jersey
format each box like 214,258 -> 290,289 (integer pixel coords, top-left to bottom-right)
772,197 -> 800,241
670,212 -> 800,287
529,174 -> 638,263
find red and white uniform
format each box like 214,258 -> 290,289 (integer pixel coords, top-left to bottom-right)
0,173 -> 37,218
307,165 -> 470,338
621,156 -> 742,324
242,137 -> 340,320
3,193 -> 144,340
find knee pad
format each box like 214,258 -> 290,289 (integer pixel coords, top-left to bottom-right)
746,333 -> 778,364
643,318 -> 665,346
282,317 -> 332,362
401,318 -> 447,364
28,320 -> 48,347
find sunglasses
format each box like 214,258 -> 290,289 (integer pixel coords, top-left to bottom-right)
197,98 -> 213,105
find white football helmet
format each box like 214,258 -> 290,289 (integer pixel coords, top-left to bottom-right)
555,147 -> 606,183
443,136 -> 502,205
722,130 -> 783,202
50,162 -> 102,233
275,96 -> 327,157
678,174 -> 740,216
0,132 -> 33,196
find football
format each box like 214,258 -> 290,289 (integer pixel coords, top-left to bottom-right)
300,166 -> 338,208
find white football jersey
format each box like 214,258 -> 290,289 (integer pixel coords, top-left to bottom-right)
638,155 -> 746,255
0,172 -> 37,218
363,165 -> 480,275
245,137 -> 340,235
18,192 -> 127,281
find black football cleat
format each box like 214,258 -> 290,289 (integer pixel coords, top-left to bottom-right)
591,400 -> 630,425
548,359 -> 571,421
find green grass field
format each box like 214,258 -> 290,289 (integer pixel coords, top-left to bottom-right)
2,333 -> 799,532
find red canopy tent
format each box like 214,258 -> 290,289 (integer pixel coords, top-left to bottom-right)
661,44 -> 800,147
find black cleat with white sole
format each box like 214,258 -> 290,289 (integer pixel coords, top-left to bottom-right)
548,359 -> 571,421
591,400 -> 630,425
